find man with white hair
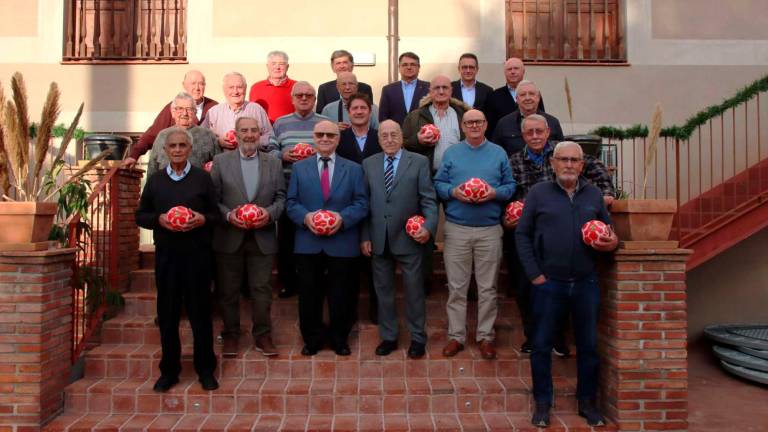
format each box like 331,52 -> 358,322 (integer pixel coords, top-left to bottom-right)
249,50 -> 297,124
515,140 -> 617,428
493,80 -> 563,157
320,72 -> 379,130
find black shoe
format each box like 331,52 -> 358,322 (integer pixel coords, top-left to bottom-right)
301,345 -> 318,356
520,341 -> 533,354
152,375 -> 179,393
334,343 -> 351,356
553,342 -> 571,358
375,340 -> 398,356
407,341 -> 426,359
278,287 -> 296,298
578,399 -> 606,427
531,402 -> 551,427
199,375 -> 219,391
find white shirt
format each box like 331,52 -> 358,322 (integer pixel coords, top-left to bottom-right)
316,153 -> 336,186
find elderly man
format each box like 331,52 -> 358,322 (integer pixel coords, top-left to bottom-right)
505,114 -> 614,355
485,58 -> 545,137
125,70 -> 217,168
316,50 -> 374,113
203,72 -> 273,151
516,141 -> 618,428
493,80 -> 564,157
403,74 -> 471,171
451,53 -> 493,112
249,51 -> 296,124
135,128 -> 219,393
286,120 -> 369,356
336,93 -> 382,163
321,72 -> 379,130
361,120 -> 437,358
270,81 -> 328,298
210,116 -> 285,357
378,52 -> 430,125
146,92 -> 221,177
434,110 -> 516,360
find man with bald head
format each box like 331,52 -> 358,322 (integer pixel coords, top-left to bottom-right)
493,80 -> 563,157
403,74 -> 471,171
286,120 -> 369,356
321,72 -> 379,130
125,70 -> 218,168
485,58 -> 545,137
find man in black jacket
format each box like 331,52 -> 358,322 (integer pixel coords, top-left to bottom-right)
316,50 -> 374,113
493,80 -> 563,157
451,53 -> 493,112
485,58 -> 544,137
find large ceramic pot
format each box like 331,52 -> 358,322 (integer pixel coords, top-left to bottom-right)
0,202 -> 58,244
609,199 -> 677,241
84,134 -> 131,160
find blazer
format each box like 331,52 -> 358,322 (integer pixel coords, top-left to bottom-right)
286,155 -> 369,257
210,150 -> 286,255
378,79 -> 430,125
316,80 -> 374,114
492,110 -> 564,157
336,128 -> 382,164
362,150 -> 438,256
451,80 -> 494,112
485,86 -> 545,138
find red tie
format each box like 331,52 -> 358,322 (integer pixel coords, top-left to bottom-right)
320,157 -> 330,200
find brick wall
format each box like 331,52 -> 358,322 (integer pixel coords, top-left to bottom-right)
0,247 -> 76,430
599,248 -> 692,431
114,168 -> 142,293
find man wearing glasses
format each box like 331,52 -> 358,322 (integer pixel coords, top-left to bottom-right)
378,52 -> 430,125
249,50 -> 297,124
451,53 -> 493,113
286,121 -> 368,356
515,141 -> 618,428
434,110 -> 516,360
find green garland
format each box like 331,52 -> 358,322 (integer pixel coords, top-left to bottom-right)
28,122 -> 87,140
591,74 -> 768,140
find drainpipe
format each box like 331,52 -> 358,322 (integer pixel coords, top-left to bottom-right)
387,0 -> 399,83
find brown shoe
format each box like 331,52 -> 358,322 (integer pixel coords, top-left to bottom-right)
222,336 -> 238,357
442,339 -> 464,357
478,339 -> 497,360
254,334 -> 278,357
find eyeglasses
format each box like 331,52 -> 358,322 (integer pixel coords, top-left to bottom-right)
523,128 -> 548,136
462,120 -> 486,127
313,132 -> 339,139
293,93 -> 315,99
173,107 -> 195,113
553,156 -> 583,164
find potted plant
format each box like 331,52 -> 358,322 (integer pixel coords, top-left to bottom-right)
0,72 -> 111,248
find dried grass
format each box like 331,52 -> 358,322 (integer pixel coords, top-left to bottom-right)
564,76 -> 574,134
32,82 -> 60,193
642,104 -> 663,199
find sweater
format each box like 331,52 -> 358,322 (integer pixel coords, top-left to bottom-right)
146,126 -> 222,177
135,166 -> 220,252
433,140 -> 516,227
514,179 -> 612,282
130,97 -> 217,159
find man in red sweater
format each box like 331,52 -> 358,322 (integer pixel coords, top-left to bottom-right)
124,70 -> 217,169
248,51 -> 297,124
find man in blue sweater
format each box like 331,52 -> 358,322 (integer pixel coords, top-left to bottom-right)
515,141 -> 618,428
434,109 -> 516,360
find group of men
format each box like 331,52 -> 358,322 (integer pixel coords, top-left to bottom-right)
134,49 -> 618,428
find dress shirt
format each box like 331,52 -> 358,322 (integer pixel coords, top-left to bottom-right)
383,149 -> 403,176
316,153 -> 337,186
460,81 -> 477,107
166,161 -> 191,181
507,85 -> 517,102
195,100 -> 204,122
355,133 -> 368,152
239,149 -> 260,201
429,105 -> 461,168
201,101 -> 273,148
401,80 -> 418,112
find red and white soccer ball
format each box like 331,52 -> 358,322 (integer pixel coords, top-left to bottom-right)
420,124 -> 441,141
504,201 -> 525,225
459,177 -> 491,201
236,204 -> 264,228
312,210 -> 338,236
291,142 -> 316,160
405,215 -> 425,238
224,129 -> 238,147
203,161 -> 213,172
581,220 -> 610,246
166,206 -> 193,231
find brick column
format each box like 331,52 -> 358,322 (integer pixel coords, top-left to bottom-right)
599,248 -> 692,432
0,247 -> 77,429
114,168 -> 142,293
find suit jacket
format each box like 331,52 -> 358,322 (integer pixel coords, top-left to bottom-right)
378,79 -> 430,125
286,155 -> 369,257
316,80 -> 374,114
492,110 -> 564,157
210,150 -> 286,254
485,86 -> 544,139
451,80 -> 493,112
362,150 -> 438,256
336,128 -> 382,164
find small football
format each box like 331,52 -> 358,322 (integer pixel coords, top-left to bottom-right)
203,161 -> 213,172
405,215 -> 426,238
420,124 -> 441,141
581,220 -> 610,246
312,210 -> 338,236
166,206 -> 193,231
224,129 -> 238,147
459,177 -> 491,201
504,201 -> 524,225
236,204 -> 265,228
291,142 -> 316,160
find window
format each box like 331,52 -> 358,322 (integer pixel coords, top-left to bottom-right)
63,0 -> 187,63
505,0 -> 626,63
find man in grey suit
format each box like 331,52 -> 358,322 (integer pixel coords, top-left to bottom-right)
210,116 -> 286,357
361,120 -> 438,359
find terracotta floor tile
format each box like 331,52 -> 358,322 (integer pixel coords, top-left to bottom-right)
285,394 -> 310,415
252,414 -> 282,432
382,414 -> 410,431
310,378 -> 335,395
147,413 -> 182,431
408,414 -> 435,432
119,414 -> 158,432
172,414 -> 208,431
334,379 -> 359,395
306,414 -> 333,430
41,413 -> 85,431
333,395 -> 358,414
332,414 -> 358,432
199,414 -> 234,431
235,378 -> 264,395
357,378 -> 383,395
433,413 -> 462,431
457,413 -> 487,432
225,414 -> 258,431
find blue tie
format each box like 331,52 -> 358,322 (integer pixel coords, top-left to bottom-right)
384,156 -> 395,193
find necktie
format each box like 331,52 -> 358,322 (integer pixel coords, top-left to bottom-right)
320,157 -> 331,201
384,156 -> 395,193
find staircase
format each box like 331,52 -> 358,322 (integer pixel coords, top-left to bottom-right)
44,247 -> 615,431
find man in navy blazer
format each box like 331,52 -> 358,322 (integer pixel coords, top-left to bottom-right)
451,53 -> 493,113
485,58 -> 544,138
286,120 -> 369,356
378,52 -> 430,125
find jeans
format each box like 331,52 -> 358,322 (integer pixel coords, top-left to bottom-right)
530,273 -> 600,404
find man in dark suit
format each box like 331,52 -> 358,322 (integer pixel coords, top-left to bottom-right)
378,52 -> 430,125
485,58 -> 544,138
210,116 -> 285,357
336,93 -> 382,163
451,53 -> 493,113
361,120 -> 438,359
316,50 -> 374,113
286,120 -> 369,356
493,80 -> 563,157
